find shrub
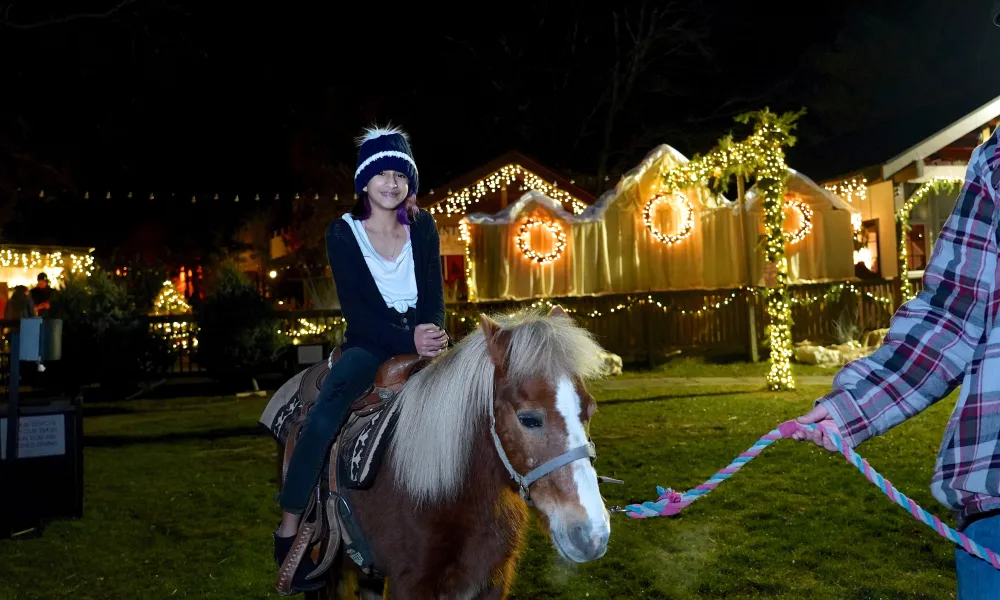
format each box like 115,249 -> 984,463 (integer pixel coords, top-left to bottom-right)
48,270 -> 173,399
195,261 -> 283,388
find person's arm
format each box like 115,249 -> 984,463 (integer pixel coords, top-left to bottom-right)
816,134 -> 999,449
326,220 -> 417,355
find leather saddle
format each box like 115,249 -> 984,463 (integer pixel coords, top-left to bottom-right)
275,346 -> 428,595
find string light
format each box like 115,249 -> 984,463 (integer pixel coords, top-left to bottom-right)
825,176 -> 868,204
150,280 -> 196,351
445,282 -> 892,323
515,218 -> 567,264
896,178 -> 963,301
459,220 -> 476,302
656,109 -> 803,390
428,164 -> 588,217
825,177 -> 867,234
643,192 -> 695,245
280,317 -> 346,343
0,247 -> 95,276
783,200 -> 813,244
152,280 -> 190,315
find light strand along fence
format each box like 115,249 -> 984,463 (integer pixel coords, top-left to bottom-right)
0,278 -> 912,378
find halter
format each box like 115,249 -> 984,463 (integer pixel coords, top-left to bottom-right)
487,389 -> 598,506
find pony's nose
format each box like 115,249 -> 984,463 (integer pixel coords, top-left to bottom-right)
567,522 -> 609,560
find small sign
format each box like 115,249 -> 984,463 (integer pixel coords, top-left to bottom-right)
1,415 -> 66,459
762,261 -> 778,288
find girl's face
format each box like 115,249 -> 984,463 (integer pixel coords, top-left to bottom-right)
364,170 -> 410,212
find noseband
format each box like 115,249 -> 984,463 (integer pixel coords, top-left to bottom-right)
487,394 -> 597,506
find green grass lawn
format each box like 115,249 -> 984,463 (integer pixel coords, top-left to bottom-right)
618,355 -> 839,379
0,379 -> 960,600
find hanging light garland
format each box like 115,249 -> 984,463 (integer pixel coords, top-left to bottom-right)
657,108 -> 803,390
643,192 -> 695,245
825,177 -> 866,234
444,281 -> 891,323
896,177 -> 964,301
515,218 -> 567,264
783,200 -> 813,244
428,164 -> 588,217
280,316 -> 346,345
0,247 -> 95,276
825,176 -> 868,205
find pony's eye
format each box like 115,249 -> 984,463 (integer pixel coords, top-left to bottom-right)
517,412 -> 544,429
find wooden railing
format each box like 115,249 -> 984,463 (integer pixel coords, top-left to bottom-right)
0,278 -> 915,380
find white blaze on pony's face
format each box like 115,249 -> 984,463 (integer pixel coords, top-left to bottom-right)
481,307 -> 611,563
544,375 -> 610,563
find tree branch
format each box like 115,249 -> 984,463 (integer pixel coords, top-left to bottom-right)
2,0 -> 138,29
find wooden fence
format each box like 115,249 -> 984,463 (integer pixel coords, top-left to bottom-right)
0,278 -> 912,381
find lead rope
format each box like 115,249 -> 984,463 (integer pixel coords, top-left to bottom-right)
619,420 -> 1000,570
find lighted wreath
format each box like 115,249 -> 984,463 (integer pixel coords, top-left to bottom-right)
516,218 -> 567,264
643,192 -> 694,245
783,200 -> 813,244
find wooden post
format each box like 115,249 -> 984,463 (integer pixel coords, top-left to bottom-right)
736,175 -> 759,363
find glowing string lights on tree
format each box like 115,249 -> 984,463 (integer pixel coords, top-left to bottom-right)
656,108 -> 804,391
516,218 -> 567,264
643,193 -> 695,245
151,280 -> 196,351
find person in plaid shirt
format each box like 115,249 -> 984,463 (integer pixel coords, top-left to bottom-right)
794,10 -> 1000,595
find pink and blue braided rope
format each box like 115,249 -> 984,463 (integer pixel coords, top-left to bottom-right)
623,419 -> 1000,570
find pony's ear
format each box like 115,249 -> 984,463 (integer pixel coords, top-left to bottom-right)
547,304 -> 567,318
480,313 -> 509,370
480,313 -> 500,337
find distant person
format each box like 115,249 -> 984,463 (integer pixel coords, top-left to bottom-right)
793,8 -> 1000,595
29,272 -> 56,316
4,286 -> 36,320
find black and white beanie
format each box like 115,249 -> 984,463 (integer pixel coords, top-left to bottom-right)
354,124 -> 419,197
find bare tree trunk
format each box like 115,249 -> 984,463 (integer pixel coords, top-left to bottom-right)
594,5 -> 671,195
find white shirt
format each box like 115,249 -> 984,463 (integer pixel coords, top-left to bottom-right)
343,213 -> 418,313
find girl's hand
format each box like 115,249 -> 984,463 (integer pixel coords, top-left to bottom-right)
414,324 -> 448,358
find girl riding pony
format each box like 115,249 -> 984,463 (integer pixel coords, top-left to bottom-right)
273,124 -> 448,594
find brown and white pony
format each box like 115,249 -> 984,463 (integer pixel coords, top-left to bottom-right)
324,306 -> 611,599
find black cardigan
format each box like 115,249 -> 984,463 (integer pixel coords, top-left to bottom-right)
326,209 -> 446,361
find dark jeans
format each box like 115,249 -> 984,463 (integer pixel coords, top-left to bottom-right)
279,346 -> 383,514
956,512 -> 1000,599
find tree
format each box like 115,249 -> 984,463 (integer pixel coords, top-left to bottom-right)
195,260 -> 282,390
278,192 -> 352,309
430,2 -> 711,193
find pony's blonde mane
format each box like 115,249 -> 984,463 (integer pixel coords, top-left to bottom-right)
388,309 -> 606,504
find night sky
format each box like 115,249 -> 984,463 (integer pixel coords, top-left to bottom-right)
2,0 -> 999,258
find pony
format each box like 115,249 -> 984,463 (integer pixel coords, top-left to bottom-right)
285,305 -> 613,599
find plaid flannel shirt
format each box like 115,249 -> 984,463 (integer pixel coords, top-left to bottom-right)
820,126 -> 1000,525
